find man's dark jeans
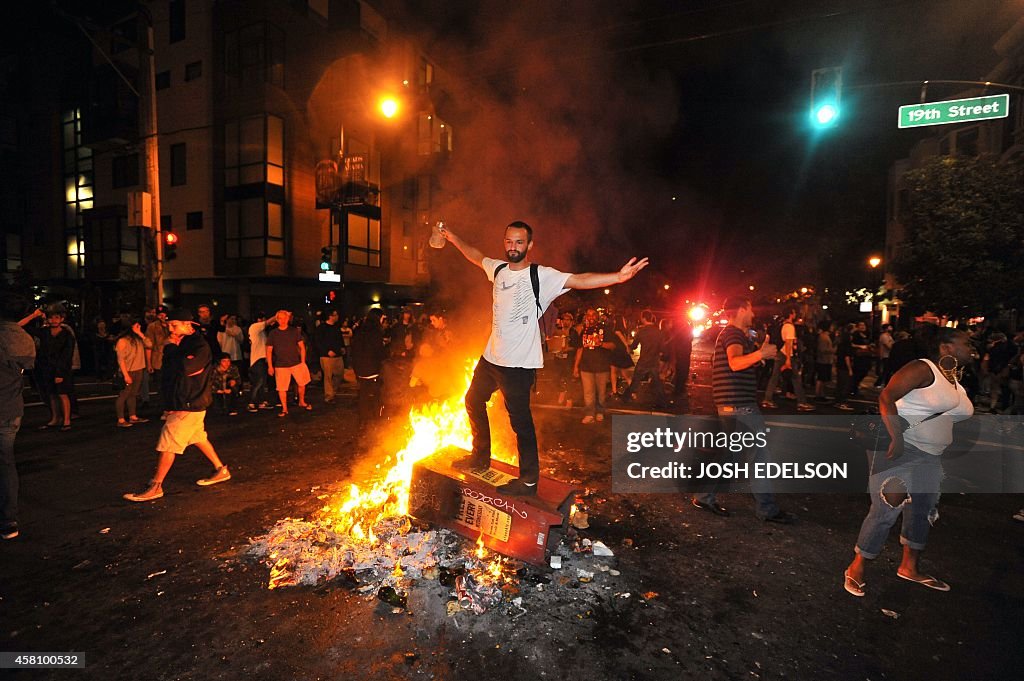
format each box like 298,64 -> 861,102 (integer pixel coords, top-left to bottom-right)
465,357 -> 539,483
248,358 -> 269,406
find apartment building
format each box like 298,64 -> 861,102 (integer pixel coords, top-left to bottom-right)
4,0 -> 459,321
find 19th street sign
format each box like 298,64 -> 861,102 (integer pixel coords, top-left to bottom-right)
898,94 -> 1009,128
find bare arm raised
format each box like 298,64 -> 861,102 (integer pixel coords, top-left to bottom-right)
565,257 -> 649,290
440,226 -> 486,270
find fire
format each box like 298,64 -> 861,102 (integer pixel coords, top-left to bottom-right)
319,359 -> 512,546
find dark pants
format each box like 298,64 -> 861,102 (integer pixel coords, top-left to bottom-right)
465,357 -> 539,483
851,357 -> 872,397
248,359 -> 269,406
356,376 -> 381,422
673,352 -> 692,395
624,364 -> 667,407
0,416 -> 20,529
836,364 -> 851,402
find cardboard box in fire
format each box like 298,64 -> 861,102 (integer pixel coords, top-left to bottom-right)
409,446 -> 577,566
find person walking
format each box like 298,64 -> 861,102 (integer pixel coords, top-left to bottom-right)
350,309 -> 388,423
761,308 -> 815,411
440,220 -> 647,496
622,309 -> 668,409
843,325 -> 974,597
123,308 -> 229,502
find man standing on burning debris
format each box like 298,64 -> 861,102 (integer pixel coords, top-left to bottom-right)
440,221 -> 648,496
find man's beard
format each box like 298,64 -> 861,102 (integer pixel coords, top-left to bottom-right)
506,250 -> 526,263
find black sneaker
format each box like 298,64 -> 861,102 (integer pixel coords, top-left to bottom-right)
247,404 -> 258,413
1,524 -> 19,540
495,479 -> 538,497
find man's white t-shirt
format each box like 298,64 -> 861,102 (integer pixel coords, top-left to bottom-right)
481,257 -> 571,369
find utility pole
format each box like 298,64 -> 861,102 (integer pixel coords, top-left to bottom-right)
139,7 -> 164,307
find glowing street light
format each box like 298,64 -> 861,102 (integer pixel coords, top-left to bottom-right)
748,285 -> 755,291
688,305 -> 707,322
379,96 -> 399,119
663,284 -> 670,290
868,256 -> 882,269
603,289 -> 611,295
800,287 -> 809,294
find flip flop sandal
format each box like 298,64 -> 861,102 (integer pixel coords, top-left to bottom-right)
897,572 -> 950,592
844,570 -> 866,597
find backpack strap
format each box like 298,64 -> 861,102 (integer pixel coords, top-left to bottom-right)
494,262 -> 548,346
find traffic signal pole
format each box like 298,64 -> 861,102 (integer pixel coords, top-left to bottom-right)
139,9 -> 164,307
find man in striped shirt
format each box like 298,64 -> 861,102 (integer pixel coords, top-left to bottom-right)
691,297 -> 796,524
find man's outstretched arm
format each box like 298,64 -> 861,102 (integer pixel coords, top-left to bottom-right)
566,257 -> 649,290
441,226 -> 486,270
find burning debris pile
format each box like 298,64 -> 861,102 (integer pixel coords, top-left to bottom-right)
248,360 -> 524,611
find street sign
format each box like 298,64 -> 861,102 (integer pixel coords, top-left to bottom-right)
318,270 -> 341,283
898,93 -> 1009,129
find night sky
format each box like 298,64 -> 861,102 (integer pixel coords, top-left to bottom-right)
381,0 -> 1021,301
10,0 -> 1021,307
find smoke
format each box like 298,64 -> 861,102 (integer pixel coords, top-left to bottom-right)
386,1 -> 684,304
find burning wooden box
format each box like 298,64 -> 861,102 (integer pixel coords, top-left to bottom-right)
408,446 -> 577,566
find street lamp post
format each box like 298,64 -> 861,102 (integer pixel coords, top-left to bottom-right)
868,256 -> 882,333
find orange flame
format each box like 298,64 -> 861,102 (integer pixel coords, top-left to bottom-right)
319,359 -> 506,545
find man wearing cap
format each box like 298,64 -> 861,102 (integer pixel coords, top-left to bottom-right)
124,308 -> 230,502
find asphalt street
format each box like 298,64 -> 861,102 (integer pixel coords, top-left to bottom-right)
2,358 -> 1023,680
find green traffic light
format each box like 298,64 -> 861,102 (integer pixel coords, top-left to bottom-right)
813,103 -> 839,127
320,260 -> 331,271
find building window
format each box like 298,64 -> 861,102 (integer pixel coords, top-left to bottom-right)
62,108 -> 92,279
169,0 -> 186,43
346,214 -> 381,268
225,198 -> 284,258
155,70 -> 171,90
170,143 -> 186,186
184,61 -> 202,81
225,23 -> 284,88
224,114 -> 284,187
111,153 -> 139,189
89,214 -> 139,267
417,114 -> 452,155
186,211 -> 203,230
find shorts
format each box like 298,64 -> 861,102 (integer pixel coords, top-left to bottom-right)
274,363 -> 311,392
815,363 -> 832,382
156,411 -> 208,455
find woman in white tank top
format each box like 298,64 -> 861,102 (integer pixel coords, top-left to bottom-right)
843,325 -> 974,597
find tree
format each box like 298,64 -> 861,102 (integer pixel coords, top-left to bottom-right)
893,155 -> 1024,318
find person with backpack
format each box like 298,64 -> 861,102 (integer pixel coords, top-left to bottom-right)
123,308 -> 229,502
439,220 -> 648,496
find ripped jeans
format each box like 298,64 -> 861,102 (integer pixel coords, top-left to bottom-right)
855,442 -> 942,558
